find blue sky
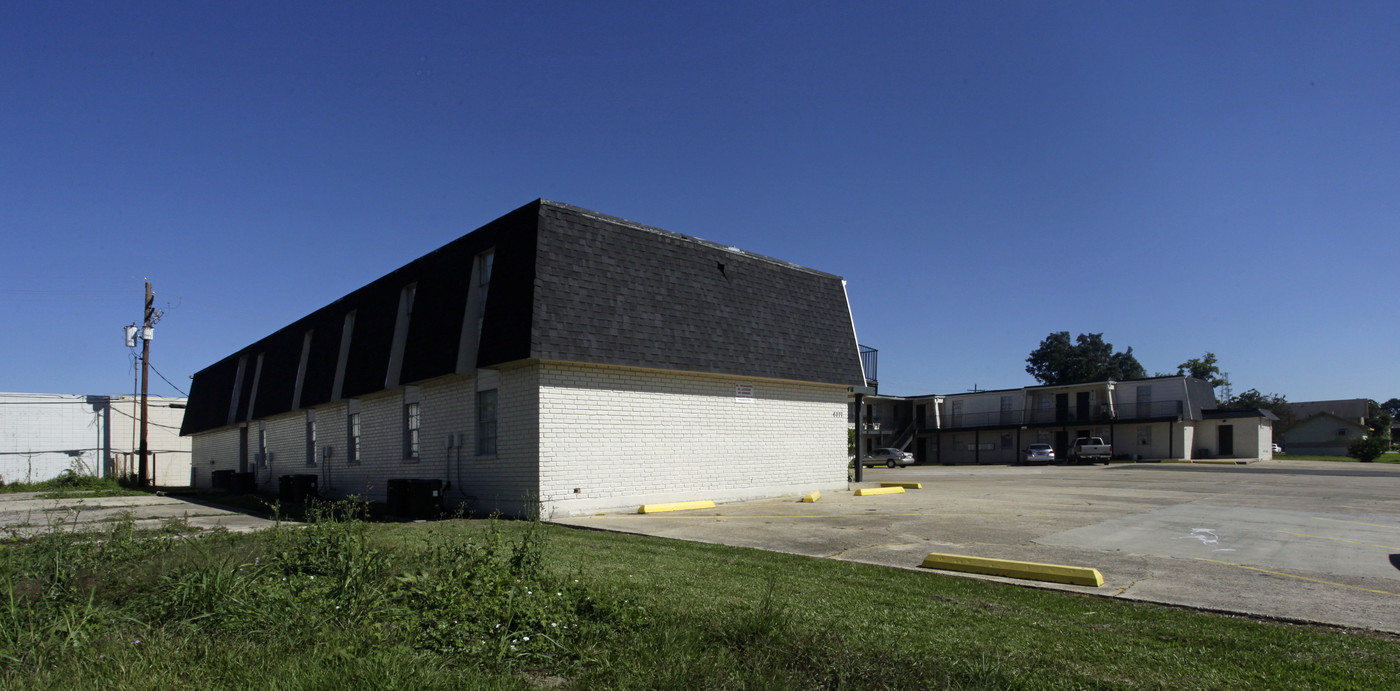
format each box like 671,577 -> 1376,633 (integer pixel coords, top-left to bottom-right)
3,1 -> 1397,403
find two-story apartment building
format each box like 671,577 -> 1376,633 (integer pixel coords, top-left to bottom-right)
182,200 -> 868,517
855,376 -> 1275,464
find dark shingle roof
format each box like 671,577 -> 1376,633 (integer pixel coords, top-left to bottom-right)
1286,399 -> 1368,423
182,200 -> 863,435
530,202 -> 861,385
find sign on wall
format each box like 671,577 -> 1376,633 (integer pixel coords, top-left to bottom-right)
735,384 -> 754,404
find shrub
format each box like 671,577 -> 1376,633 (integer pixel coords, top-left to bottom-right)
1347,435 -> 1389,463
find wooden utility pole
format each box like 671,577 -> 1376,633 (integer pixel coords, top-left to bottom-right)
138,282 -> 153,487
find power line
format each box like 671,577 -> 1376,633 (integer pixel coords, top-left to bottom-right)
108,405 -> 185,431
148,361 -> 189,397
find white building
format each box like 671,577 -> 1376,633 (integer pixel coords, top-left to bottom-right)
182,201 -> 868,517
857,376 -> 1276,464
0,392 -> 191,486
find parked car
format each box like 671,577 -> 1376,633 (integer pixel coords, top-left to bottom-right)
861,448 -> 914,468
1021,443 -> 1055,464
1067,437 -> 1113,465
1272,443 -> 1283,454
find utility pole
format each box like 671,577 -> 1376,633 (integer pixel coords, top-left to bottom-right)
126,282 -> 161,488
139,282 -> 153,487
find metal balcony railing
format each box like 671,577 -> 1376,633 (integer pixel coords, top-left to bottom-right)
859,345 -> 878,388
937,400 -> 1188,429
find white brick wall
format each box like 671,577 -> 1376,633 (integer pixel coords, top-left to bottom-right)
535,361 -> 848,517
190,361 -> 848,517
189,369 -> 540,514
191,426 -> 241,487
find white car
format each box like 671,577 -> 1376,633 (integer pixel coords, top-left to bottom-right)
1021,443 -> 1056,464
861,448 -> 915,468
1272,443 -> 1283,454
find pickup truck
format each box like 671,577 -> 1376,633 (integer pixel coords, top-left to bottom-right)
1067,437 -> 1113,465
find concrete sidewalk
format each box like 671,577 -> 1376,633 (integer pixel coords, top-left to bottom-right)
0,490 -> 286,538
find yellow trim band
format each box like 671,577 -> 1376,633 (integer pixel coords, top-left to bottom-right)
637,500 -> 716,514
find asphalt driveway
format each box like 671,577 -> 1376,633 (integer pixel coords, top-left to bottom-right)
554,459 -> 1400,633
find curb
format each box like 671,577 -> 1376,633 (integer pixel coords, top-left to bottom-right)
920,552 -> 1104,587
854,486 -> 905,497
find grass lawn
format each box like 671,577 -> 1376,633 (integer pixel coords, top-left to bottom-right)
1275,452 -> 1400,463
0,473 -> 148,498
3,500 -> 1398,689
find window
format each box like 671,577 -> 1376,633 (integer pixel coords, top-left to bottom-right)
305,413 -> 317,465
347,412 -> 362,465
1000,396 -> 1014,424
1136,385 -> 1152,418
404,402 -> 421,459
476,389 -> 498,456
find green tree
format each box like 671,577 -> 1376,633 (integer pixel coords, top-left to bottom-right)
1372,400 -> 1394,425
1222,389 -> 1294,432
1365,400 -> 1394,443
1025,332 -> 1147,385
1176,352 -> 1229,389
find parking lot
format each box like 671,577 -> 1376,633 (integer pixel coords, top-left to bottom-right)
555,459 -> 1400,633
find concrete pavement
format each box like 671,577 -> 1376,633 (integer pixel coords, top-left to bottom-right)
553,459 -> 1400,633
0,490 -> 286,538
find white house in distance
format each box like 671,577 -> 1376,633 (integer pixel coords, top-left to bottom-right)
0,392 -> 192,486
856,375 -> 1277,464
181,200 -> 869,517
